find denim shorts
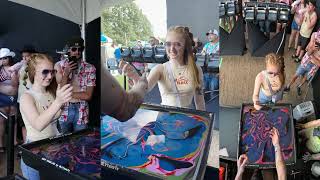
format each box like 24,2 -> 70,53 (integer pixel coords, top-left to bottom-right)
0,92 -> 17,108
21,139 -> 40,180
291,19 -> 300,31
296,63 -> 315,76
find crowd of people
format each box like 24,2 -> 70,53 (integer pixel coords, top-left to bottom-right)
0,36 -> 96,180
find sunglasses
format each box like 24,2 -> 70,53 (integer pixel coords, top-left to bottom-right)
165,42 -> 184,49
41,69 -> 57,76
70,47 -> 83,52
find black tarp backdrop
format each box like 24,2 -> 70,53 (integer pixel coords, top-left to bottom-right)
85,18 -> 100,128
0,0 -> 80,60
0,0 -> 100,127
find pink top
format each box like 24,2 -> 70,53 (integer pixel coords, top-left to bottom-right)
295,3 -> 306,22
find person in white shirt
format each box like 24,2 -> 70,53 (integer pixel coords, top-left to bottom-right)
121,26 -> 205,110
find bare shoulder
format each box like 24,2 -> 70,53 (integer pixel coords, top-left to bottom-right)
20,92 -> 35,107
151,64 -> 164,74
256,71 -> 264,82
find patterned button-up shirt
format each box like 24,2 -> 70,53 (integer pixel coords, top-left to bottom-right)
58,59 -> 96,125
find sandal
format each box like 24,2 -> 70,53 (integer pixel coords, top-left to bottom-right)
292,54 -> 298,59
297,86 -> 302,96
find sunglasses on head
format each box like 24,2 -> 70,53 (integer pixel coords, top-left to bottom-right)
70,47 -> 83,52
41,69 -> 57,76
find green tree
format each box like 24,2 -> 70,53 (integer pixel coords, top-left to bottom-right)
102,2 -> 153,46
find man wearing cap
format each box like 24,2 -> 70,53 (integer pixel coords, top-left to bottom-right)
201,29 -> 220,102
201,29 -> 219,55
55,37 -> 96,134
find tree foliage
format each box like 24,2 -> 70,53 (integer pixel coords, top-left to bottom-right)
102,2 -> 153,46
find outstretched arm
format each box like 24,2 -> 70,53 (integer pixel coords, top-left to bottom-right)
270,127 -> 287,180
253,73 -> 263,110
100,67 -> 148,121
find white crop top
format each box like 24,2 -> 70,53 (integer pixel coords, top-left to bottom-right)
158,61 -> 196,108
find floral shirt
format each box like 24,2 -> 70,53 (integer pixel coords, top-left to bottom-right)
58,59 -> 96,125
301,51 -> 319,79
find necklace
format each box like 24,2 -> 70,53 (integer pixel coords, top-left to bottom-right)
177,66 -> 187,76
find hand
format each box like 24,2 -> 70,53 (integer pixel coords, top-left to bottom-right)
55,84 -> 73,105
64,61 -> 78,76
254,102 -> 262,111
302,152 -> 312,162
136,72 -> 148,92
296,123 -> 305,130
270,127 -> 280,146
119,60 -> 140,84
237,154 -> 248,174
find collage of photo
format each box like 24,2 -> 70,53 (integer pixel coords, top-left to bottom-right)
0,0 -> 320,179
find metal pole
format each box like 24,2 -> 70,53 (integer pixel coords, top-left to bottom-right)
81,0 -> 87,61
0,109 -> 14,176
7,114 -> 15,176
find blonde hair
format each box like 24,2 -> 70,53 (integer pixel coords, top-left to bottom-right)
265,53 -> 285,86
23,53 -> 57,97
167,26 -> 201,90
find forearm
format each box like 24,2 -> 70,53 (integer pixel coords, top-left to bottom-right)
60,73 -> 69,86
274,144 -> 287,180
235,172 -> 243,180
72,91 -> 93,101
194,93 -> 205,111
253,94 -> 259,104
30,101 -> 62,131
311,153 -> 320,160
304,119 -> 320,128
101,68 -> 146,121
110,86 -> 144,121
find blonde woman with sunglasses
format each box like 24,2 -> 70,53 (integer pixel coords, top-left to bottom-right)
253,53 -> 286,110
20,53 -> 73,180
121,26 -> 205,110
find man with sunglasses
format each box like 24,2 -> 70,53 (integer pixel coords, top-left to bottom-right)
55,37 -> 96,134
